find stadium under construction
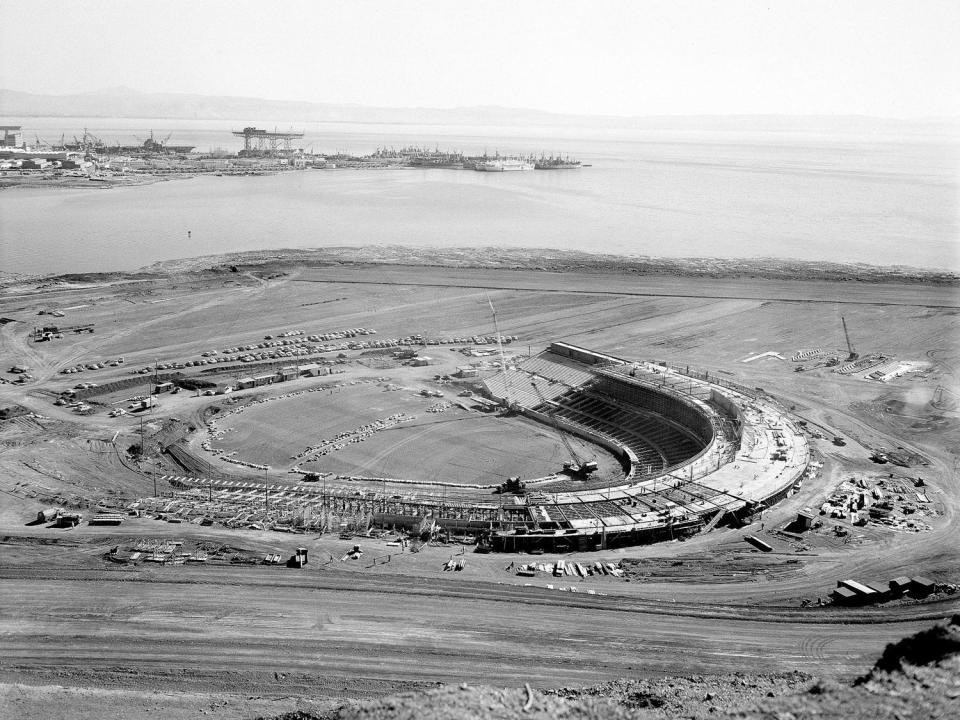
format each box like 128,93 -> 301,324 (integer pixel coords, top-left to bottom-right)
148,342 -> 809,553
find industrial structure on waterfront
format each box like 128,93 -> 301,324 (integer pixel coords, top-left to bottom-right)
1,122 -> 585,181
232,126 -> 305,156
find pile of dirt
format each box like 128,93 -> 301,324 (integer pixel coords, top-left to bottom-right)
542,671 -> 812,718
263,686 -> 640,720
866,613 -> 960,674
264,616 -> 960,720
0,405 -> 30,421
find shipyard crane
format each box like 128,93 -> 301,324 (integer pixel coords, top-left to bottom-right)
841,316 -> 858,361
529,378 -> 598,477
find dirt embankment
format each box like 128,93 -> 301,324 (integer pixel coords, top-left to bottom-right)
261,616 -> 960,720
42,245 -> 960,287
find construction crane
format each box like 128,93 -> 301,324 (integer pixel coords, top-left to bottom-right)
529,379 -> 598,477
487,294 -> 515,410
841,316 -> 858,361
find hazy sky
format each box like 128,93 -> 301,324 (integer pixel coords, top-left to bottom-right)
1,0 -> 957,117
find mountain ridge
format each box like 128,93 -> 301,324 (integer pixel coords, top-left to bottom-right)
2,87 -> 957,133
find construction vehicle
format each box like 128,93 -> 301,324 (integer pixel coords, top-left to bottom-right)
870,447 -> 889,464
530,379 -> 598,477
287,546 -> 309,568
841,317 -> 858,361
832,436 -> 846,446
475,532 -> 492,553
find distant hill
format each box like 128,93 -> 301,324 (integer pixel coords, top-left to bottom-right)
1,87 -> 957,135
0,87 -> 587,126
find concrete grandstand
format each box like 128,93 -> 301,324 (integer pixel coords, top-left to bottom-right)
480,342 -> 809,551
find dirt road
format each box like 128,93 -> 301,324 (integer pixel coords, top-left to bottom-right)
1,565 -> 955,698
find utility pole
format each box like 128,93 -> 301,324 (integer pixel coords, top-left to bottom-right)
154,443 -> 160,496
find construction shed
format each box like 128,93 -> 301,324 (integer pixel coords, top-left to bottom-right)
411,356 -> 432,367
796,508 -> 816,530
237,377 -> 255,390
299,363 -> 322,376
58,512 -> 82,528
888,576 -> 912,596
837,579 -> 879,604
864,582 -> 889,600
252,373 -> 276,387
831,586 -> 859,605
910,576 -> 936,597
278,366 -> 298,381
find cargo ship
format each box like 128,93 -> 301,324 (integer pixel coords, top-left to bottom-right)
533,154 -> 581,170
406,152 -> 465,169
62,130 -> 193,156
474,158 -> 534,172
369,146 -> 465,168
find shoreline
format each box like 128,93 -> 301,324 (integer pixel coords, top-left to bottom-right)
3,246 -> 953,291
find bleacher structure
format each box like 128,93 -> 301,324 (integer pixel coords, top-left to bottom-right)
477,342 -> 809,552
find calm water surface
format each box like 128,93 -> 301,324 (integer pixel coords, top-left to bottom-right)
1,119 -> 957,275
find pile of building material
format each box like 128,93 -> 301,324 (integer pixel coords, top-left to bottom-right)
443,557 -> 465,571
513,559 -> 622,578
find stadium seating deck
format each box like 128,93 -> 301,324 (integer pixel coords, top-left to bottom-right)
517,351 -> 597,388
551,389 -> 705,469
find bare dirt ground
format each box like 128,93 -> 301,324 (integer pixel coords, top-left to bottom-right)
287,615 -> 960,719
0,254 -> 957,718
208,381 -> 619,484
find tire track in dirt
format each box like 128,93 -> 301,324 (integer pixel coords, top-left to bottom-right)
352,422 -> 447,475
0,573 -> 948,689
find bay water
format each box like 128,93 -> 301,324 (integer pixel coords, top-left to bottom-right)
1,117 -> 957,276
